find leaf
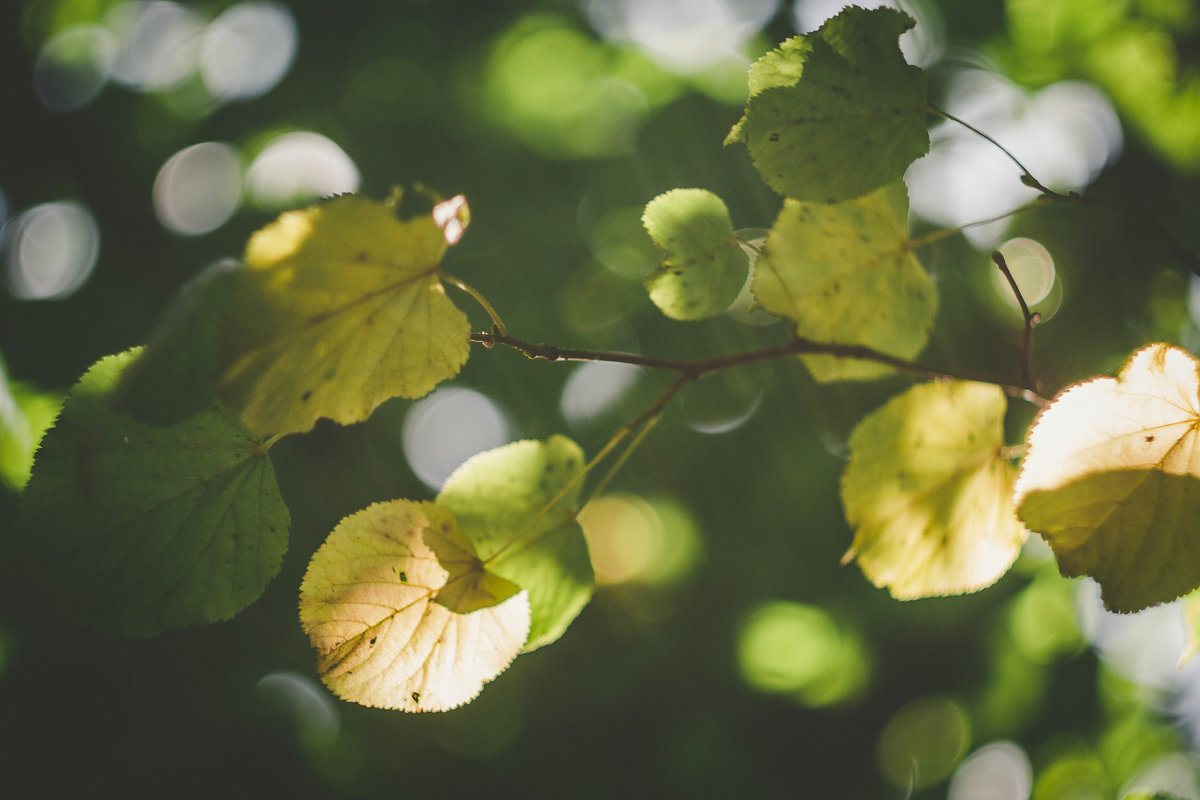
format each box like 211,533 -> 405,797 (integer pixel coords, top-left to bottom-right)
841,381 -> 1027,599
0,364 -> 62,492
1183,588 -> 1200,663
726,6 -> 929,203
754,182 -> 937,381
643,189 -> 746,320
1015,343 -> 1200,613
218,193 -> 471,437
299,499 -> 529,711
21,349 -> 289,636
115,259 -> 237,425
437,435 -> 593,650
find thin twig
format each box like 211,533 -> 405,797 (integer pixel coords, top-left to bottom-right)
925,105 -> 1068,201
441,272 -> 509,336
470,331 -> 1049,406
907,197 -> 1049,250
483,376 -> 690,564
991,251 -> 1039,392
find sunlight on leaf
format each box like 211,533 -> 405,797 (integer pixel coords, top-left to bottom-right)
437,436 -> 593,651
299,500 -> 529,712
1182,589 -> 1200,664
22,349 -> 289,636
726,6 -> 929,203
218,193 -> 471,437
755,182 -> 937,381
643,188 -> 746,320
1015,343 -> 1200,613
841,380 -> 1026,599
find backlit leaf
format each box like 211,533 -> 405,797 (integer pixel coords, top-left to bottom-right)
726,6 -> 929,202
437,436 -> 593,650
219,194 -> 471,437
643,189 -> 746,320
1015,343 -> 1200,612
841,381 -> 1026,599
299,499 -> 530,711
22,349 -> 289,636
0,363 -> 62,492
754,182 -> 937,381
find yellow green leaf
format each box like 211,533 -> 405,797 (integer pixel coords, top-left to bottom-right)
642,189 -> 746,320
755,182 -> 937,381
437,436 -> 593,651
726,6 -> 928,202
1015,343 -> 1200,612
219,194 -> 471,437
841,381 -> 1026,599
299,499 -> 530,711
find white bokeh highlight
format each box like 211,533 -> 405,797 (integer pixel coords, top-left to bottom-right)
403,387 -> 512,491
153,142 -> 243,235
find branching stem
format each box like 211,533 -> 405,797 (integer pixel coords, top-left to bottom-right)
925,105 -> 1067,201
991,251 -> 1040,392
470,331 -> 1048,406
483,376 -> 688,563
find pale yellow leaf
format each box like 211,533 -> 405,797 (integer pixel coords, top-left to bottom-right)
1015,343 -> 1200,612
299,500 -> 529,711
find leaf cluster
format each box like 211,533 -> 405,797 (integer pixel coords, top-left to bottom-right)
15,6 -> 1200,718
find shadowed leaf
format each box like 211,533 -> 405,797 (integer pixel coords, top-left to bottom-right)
22,349 -> 289,636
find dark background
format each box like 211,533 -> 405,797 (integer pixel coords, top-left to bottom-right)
3,0 -> 1200,797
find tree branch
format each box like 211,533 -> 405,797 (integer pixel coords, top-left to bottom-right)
469,331 -> 1049,406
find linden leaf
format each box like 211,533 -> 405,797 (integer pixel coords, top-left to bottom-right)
841,381 -> 1027,599
22,349 -> 289,636
1015,343 -> 1200,613
726,6 -> 929,202
116,259 -> 237,425
437,436 -> 593,651
643,189 -> 746,320
1183,588 -> 1200,663
755,182 -> 937,381
219,194 -> 471,437
299,500 -> 530,712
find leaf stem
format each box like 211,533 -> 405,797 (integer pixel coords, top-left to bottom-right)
442,272 -> 509,337
925,105 -> 1068,201
483,376 -> 689,565
906,197 -> 1048,251
991,251 -> 1039,392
